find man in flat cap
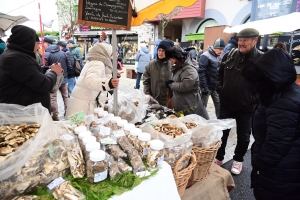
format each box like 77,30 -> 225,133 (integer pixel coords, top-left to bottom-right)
215,28 -> 263,175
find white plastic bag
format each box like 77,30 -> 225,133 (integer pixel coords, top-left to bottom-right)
179,114 -> 236,147
0,103 -> 57,181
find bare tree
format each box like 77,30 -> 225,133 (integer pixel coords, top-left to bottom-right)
55,0 -> 78,40
159,7 -> 183,39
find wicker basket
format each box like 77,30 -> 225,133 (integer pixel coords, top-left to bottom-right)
189,142 -> 221,181
173,151 -> 197,197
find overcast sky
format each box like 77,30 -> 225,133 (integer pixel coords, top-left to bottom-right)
0,0 -> 59,38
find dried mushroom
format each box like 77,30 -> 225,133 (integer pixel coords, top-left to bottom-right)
0,124 -> 40,161
184,122 -> 198,129
67,143 -> 85,178
52,181 -> 85,200
12,195 -> 39,200
154,124 -> 184,138
0,140 -> 70,200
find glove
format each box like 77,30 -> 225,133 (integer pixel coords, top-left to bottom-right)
165,80 -> 174,88
201,88 -> 209,95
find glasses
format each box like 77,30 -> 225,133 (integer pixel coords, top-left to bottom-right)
158,49 -> 165,53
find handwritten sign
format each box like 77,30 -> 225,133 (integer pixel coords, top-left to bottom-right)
68,111 -> 86,125
252,0 -> 297,21
78,0 -> 132,30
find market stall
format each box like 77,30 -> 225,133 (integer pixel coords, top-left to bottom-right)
0,85 -> 236,199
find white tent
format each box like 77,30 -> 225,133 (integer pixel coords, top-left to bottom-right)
0,12 -> 28,32
224,12 -> 300,35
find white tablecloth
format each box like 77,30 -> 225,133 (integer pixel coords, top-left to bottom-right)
110,161 -> 181,200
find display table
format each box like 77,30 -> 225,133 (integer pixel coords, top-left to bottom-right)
110,161 -> 181,200
182,163 -> 235,200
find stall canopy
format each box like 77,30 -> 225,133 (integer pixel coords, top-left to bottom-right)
0,12 -> 29,32
131,0 -> 197,26
223,12 -> 300,35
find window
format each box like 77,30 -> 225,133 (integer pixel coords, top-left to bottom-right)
118,35 -> 138,65
197,19 -> 219,34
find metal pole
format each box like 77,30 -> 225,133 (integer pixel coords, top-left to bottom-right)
112,29 -> 118,115
38,3 -> 45,66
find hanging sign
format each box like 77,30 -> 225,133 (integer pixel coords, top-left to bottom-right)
77,0 -> 132,30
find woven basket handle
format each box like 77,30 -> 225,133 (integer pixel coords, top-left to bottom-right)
173,152 -> 196,173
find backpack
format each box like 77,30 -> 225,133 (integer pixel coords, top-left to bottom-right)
74,58 -> 82,76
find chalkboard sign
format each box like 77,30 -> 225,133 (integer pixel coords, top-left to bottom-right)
251,0 -> 297,21
77,0 -> 132,30
278,35 -> 300,66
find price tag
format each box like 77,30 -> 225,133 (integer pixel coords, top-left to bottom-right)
47,177 -> 65,190
142,148 -> 148,156
94,170 -> 108,182
112,130 -> 125,138
136,170 -> 151,177
60,134 -> 74,141
68,111 -> 85,125
157,155 -> 164,165
100,138 -> 117,145
100,115 -> 112,124
100,126 -> 111,136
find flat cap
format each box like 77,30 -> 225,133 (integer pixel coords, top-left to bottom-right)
237,28 -> 259,38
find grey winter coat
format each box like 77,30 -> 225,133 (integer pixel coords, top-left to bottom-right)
169,59 -> 209,119
143,58 -> 172,106
136,47 -> 151,73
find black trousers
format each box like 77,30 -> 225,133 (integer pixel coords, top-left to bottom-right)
216,105 -> 253,162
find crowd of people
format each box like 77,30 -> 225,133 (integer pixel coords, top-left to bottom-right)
0,24 -> 299,199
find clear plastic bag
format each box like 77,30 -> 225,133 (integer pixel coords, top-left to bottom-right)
0,103 -> 57,181
107,90 -> 146,124
179,114 -> 236,147
140,118 -> 193,168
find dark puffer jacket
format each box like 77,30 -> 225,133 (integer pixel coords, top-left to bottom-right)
198,46 -> 221,91
0,25 -> 57,112
243,49 -> 300,199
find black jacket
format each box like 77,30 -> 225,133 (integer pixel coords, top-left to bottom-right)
243,49 -> 300,199
45,45 -> 70,84
198,46 -> 221,91
0,31 -> 57,112
216,47 -> 263,111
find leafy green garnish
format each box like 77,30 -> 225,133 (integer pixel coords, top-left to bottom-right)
27,169 -> 158,200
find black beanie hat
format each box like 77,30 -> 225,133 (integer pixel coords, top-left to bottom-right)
8,25 -> 38,53
157,40 -> 174,51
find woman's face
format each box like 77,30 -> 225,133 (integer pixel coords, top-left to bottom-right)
33,42 -> 40,53
169,57 -> 179,66
157,48 -> 165,59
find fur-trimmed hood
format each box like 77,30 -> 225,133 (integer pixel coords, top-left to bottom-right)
242,48 -> 296,105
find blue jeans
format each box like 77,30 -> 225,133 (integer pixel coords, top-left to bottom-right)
216,105 -> 253,162
68,77 -> 76,96
135,72 -> 143,89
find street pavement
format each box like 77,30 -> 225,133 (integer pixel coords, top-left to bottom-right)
57,74 -> 255,199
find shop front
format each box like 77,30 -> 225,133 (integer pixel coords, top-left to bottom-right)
74,26 -> 138,65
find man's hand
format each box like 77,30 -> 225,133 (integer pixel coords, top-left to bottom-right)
110,78 -> 119,88
50,62 -> 63,75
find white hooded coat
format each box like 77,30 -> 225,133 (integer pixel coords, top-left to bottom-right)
66,43 -> 113,117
